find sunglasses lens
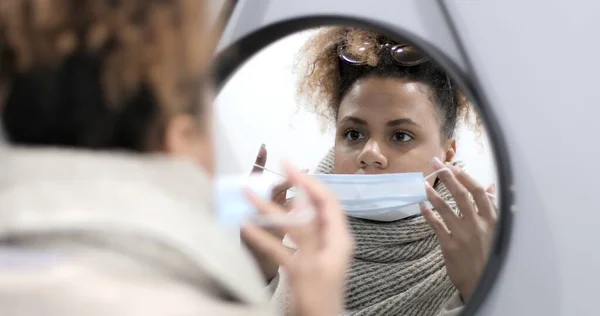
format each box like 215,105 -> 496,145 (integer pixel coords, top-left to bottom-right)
391,45 -> 429,66
338,43 -> 370,64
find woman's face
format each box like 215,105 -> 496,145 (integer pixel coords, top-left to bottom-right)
334,77 -> 456,184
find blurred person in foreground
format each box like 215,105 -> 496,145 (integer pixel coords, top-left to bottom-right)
0,1 -> 352,316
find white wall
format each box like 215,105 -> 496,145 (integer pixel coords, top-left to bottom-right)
214,29 -> 497,188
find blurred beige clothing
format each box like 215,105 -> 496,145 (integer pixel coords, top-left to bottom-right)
0,148 -> 275,316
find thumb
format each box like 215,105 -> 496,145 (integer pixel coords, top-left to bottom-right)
251,144 -> 267,174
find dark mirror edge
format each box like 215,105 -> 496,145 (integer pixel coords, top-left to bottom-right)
213,14 -> 514,316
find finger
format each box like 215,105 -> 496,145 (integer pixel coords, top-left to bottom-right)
420,203 -> 452,242
261,196 -> 315,253
433,159 -> 477,220
283,161 -> 348,249
271,168 -> 307,204
273,169 -> 307,204
264,226 -> 286,239
246,190 -> 287,238
241,223 -> 292,268
273,190 -> 288,205
487,184 -> 496,195
283,163 -> 344,230
425,182 -> 462,233
452,167 -> 496,219
251,144 -> 267,174
282,197 -> 295,210
486,184 -> 497,202
272,180 -> 293,201
486,184 -> 498,208
283,162 -> 333,211
452,167 -> 496,221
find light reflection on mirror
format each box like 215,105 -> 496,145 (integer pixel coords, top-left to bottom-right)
215,26 -> 500,315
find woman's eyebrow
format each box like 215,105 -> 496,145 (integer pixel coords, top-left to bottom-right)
386,118 -> 419,127
339,116 -> 368,125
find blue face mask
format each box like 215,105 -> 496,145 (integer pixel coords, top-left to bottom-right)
214,174 -> 315,231
246,163 -> 451,222
214,175 -> 274,229
313,171 -> 442,222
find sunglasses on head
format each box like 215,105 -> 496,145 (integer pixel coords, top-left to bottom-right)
337,41 -> 430,67
338,41 -> 456,108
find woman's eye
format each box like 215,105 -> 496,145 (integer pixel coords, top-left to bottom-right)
392,132 -> 413,142
343,129 -> 364,141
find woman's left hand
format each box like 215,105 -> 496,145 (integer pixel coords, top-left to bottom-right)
420,160 -> 497,302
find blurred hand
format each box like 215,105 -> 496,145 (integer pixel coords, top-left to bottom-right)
250,144 -> 299,207
244,144 -> 299,281
421,159 -> 497,302
241,162 -> 354,316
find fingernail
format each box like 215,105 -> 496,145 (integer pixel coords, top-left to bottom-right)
301,168 -> 309,173
424,181 -> 432,189
419,202 -> 429,213
432,157 -> 444,170
257,144 -> 266,157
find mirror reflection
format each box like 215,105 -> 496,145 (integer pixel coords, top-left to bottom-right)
216,26 -> 499,315
0,1 -> 501,314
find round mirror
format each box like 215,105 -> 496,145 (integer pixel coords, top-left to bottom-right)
214,17 -> 513,316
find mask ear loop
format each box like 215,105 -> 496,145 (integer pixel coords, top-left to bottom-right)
253,163 -> 285,177
252,163 -> 296,193
424,167 -> 452,182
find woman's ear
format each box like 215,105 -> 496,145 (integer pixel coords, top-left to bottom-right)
163,114 -> 213,174
164,115 -> 196,156
444,138 -> 457,163
162,82 -> 215,175
164,114 -> 198,156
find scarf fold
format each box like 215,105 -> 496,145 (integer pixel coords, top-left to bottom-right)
272,148 -> 461,316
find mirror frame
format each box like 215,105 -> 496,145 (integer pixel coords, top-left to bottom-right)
213,15 -> 514,316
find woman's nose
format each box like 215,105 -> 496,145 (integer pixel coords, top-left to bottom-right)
357,140 -> 388,169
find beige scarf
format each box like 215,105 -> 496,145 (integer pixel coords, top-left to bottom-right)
271,149 -> 460,316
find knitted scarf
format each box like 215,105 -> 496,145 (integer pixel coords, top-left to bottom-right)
271,148 -> 460,316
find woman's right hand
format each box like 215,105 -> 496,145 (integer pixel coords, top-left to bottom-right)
245,144 -> 296,282
241,162 -> 354,316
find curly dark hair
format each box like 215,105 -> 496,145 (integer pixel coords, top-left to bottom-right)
295,27 -> 478,139
0,0 -> 215,151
